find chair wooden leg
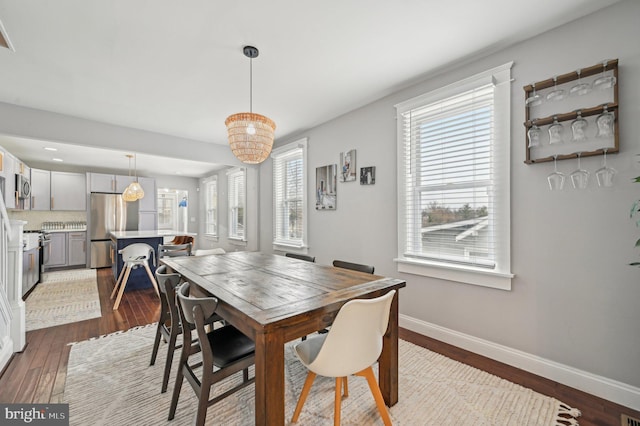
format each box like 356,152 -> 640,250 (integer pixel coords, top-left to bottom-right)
168,361 -> 186,420
343,376 -> 348,397
195,373 -> 211,426
161,330 -> 178,393
149,322 -> 163,366
334,377 -> 342,426
143,263 -> 160,296
292,371 -> 316,423
357,366 -> 392,426
112,266 -> 131,310
110,264 -> 127,299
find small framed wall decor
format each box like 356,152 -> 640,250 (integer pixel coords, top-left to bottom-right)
339,149 -> 357,182
316,164 -> 337,210
360,166 -> 375,185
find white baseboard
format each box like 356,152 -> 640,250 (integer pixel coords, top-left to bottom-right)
0,335 -> 14,374
400,314 -> 640,411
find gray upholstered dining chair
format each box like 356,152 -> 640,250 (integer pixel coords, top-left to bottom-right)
168,282 -> 255,426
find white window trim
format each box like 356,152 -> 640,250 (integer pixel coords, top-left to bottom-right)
203,176 -> 218,239
226,167 -> 247,242
395,62 -> 514,290
271,138 -> 309,252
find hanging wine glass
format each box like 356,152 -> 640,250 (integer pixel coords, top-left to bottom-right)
595,148 -> 617,188
569,69 -> 591,96
571,110 -> 588,142
570,152 -> 589,190
548,116 -> 564,145
546,76 -> 565,101
547,155 -> 565,191
592,60 -> 616,90
525,82 -> 543,107
527,120 -> 541,148
596,105 -> 615,138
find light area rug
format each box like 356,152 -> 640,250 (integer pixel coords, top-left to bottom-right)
25,269 -> 102,331
63,324 -> 580,426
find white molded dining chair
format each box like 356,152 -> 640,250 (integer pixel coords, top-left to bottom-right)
291,290 -> 396,426
194,248 -> 226,256
110,243 -> 159,310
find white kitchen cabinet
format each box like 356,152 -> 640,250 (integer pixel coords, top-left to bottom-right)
30,168 -> 51,211
46,232 -> 67,267
138,211 -> 158,231
3,154 -> 16,209
138,177 -> 156,211
115,175 -> 135,193
51,171 -> 86,211
89,173 -> 116,193
67,231 -> 87,266
0,146 -> 6,179
22,247 -> 39,297
88,172 -> 137,194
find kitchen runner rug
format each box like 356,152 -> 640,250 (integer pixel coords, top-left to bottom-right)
63,324 -> 580,426
25,269 -> 102,331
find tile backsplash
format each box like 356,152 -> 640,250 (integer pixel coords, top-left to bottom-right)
8,211 -> 87,231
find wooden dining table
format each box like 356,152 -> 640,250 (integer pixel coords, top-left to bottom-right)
161,251 -> 406,425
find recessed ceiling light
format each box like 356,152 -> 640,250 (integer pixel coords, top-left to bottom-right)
52,158 -> 64,162
44,147 -> 58,151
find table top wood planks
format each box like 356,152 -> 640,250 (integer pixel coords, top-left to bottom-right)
161,251 -> 406,425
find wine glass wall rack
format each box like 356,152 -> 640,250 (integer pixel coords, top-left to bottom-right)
524,59 -> 618,164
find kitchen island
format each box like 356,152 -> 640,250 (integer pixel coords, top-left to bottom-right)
110,231 -> 195,290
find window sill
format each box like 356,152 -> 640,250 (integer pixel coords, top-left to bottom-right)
228,238 -> 247,247
204,234 -> 218,242
395,257 -> 513,291
273,241 -> 307,251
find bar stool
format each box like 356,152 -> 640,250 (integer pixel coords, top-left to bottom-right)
110,243 -> 159,310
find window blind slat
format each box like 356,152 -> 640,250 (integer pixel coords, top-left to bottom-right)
273,145 -> 305,246
400,83 -> 497,268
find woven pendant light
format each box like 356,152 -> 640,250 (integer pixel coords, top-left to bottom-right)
122,154 -> 144,202
225,46 -> 276,164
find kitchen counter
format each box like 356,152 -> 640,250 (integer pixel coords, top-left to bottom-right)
110,230 -> 196,239
109,230 -> 195,291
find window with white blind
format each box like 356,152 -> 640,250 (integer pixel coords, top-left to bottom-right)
204,177 -> 217,237
395,62 -> 513,290
272,138 -> 308,249
227,168 -> 246,241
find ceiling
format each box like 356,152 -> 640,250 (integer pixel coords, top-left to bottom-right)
0,0 -> 622,177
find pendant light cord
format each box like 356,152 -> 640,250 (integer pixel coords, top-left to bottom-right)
249,57 -> 253,114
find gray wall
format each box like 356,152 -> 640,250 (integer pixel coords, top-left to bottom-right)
199,166 -> 260,253
155,175 -> 200,235
260,0 -> 640,397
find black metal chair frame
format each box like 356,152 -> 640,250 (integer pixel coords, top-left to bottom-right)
168,282 -> 255,426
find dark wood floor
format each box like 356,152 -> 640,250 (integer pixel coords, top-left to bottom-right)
1,268 -> 638,425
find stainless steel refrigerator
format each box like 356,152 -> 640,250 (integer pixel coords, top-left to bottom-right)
89,193 -> 138,268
